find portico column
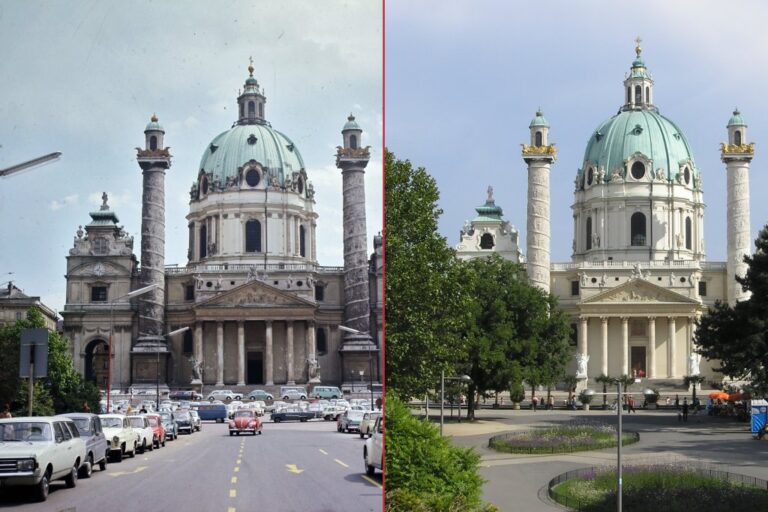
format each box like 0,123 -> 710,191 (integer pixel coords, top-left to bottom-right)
668,316 -> 677,378
306,321 -> 316,382
194,322 -> 203,366
237,321 -> 245,386
647,317 -> 656,379
621,317 -> 629,375
265,321 -> 274,385
601,317 -> 608,376
286,321 -> 295,385
216,321 -> 224,386
578,317 -> 589,358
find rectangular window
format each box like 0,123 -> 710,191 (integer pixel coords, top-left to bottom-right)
315,285 -> 325,301
182,330 -> 193,355
698,281 -> 707,297
91,286 -> 107,302
571,281 -> 579,296
185,285 -> 195,301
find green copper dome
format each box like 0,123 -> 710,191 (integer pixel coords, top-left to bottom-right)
581,109 -> 696,181
529,110 -> 549,128
199,123 -> 304,184
473,199 -> 503,222
727,109 -> 746,127
342,114 -> 361,131
145,114 -> 163,132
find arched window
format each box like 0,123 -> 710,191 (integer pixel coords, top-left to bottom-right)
635,85 -> 642,105
248,101 -> 255,116
297,178 -> 304,195
92,237 -> 108,255
245,220 -> 262,252
149,135 -> 157,151
259,103 -> 263,118
685,217 -> 692,250
631,212 -> 646,246
299,225 -> 306,257
645,86 -> 650,104
199,224 -> 207,258
627,86 -> 631,104
586,217 -> 592,250
85,339 -> 109,386
201,177 -> 209,195
480,233 -> 494,249
350,134 -> 358,149
535,131 -> 543,146
735,130 -> 742,145
316,328 -> 327,356
314,284 -> 325,301
239,103 -> 244,118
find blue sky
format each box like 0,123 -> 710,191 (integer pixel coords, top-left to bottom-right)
386,0 -> 768,267
0,1 -> 382,313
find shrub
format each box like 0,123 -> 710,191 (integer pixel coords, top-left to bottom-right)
385,393 -> 491,511
509,382 -> 525,403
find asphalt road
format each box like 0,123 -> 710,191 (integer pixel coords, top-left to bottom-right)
0,417 -> 383,512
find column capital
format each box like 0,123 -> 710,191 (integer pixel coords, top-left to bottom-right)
579,316 -> 589,323
621,316 -> 629,323
600,316 -> 609,324
237,320 -> 245,327
265,320 -> 273,327
667,315 -> 676,321
648,316 -> 656,322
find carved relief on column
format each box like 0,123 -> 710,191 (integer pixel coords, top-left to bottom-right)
286,321 -> 295,385
194,321 -> 203,372
647,316 -> 656,379
306,320 -> 318,383
237,321 -> 245,386
621,317 -> 629,375
265,321 -> 274,386
600,317 -> 608,376
668,316 -> 677,378
216,321 -> 224,386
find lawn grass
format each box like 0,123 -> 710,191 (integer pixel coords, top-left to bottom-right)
489,420 -> 638,454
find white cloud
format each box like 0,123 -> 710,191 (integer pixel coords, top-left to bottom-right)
49,194 -> 79,211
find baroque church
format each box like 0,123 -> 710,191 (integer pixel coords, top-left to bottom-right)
457,42 -> 753,386
61,63 -> 382,394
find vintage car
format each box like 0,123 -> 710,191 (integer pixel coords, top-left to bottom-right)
207,390 -> 241,402
99,414 -> 137,461
359,411 -> 382,439
59,413 -> 109,477
158,411 -> 178,440
280,389 -> 308,401
169,390 -> 202,401
0,417 -> 87,501
271,406 -> 315,423
246,389 -> 274,402
192,402 -> 228,423
126,415 -> 154,452
364,416 -> 383,476
189,410 -> 202,432
323,404 -> 347,421
143,414 -> 166,448
337,409 -> 366,433
174,410 -> 194,434
228,409 -> 263,436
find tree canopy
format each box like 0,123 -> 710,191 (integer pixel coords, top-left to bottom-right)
385,150 -> 473,400
695,225 -> 768,393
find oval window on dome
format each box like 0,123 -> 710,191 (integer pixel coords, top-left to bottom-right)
245,169 -> 260,187
201,177 -> 209,195
631,161 -> 645,180
684,167 -> 690,185
587,168 -> 594,186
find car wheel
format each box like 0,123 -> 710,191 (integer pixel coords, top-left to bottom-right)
229,431 -> 234,436
99,453 -> 108,471
34,468 -> 51,501
148,439 -> 154,451
64,464 -> 78,488
79,454 -> 93,478
364,448 -> 375,476
300,418 -> 307,422
273,417 -> 280,423
130,443 -> 136,458
115,447 -> 123,462
360,432 -> 365,439
300,395 -> 306,400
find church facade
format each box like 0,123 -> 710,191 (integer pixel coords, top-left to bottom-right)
457,43 -> 753,385
61,64 -> 382,393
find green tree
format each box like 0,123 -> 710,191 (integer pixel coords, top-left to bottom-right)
385,151 -> 472,400
695,225 -> 768,394
458,254 -> 571,419
594,374 -> 616,409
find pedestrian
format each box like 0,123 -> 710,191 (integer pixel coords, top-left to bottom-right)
682,398 -> 689,422
0,404 -> 11,418
547,395 -> 554,410
532,396 -> 538,412
675,394 -> 680,410
628,396 -> 636,414
82,401 -> 91,413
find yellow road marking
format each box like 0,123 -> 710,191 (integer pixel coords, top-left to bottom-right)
228,508 -> 236,512
361,475 -> 383,488
229,489 -> 237,498
231,476 -> 237,484
285,464 -> 304,474
334,459 -> 349,468
234,466 -> 240,472
319,449 -> 328,455
108,466 -> 148,477
236,459 -> 242,464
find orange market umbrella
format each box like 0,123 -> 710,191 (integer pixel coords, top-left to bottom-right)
709,391 -> 729,400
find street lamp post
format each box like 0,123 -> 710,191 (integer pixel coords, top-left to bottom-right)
440,372 -> 471,436
107,283 -> 159,413
159,327 -> 190,410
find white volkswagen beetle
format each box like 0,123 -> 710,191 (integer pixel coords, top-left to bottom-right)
126,415 -> 154,453
99,414 -> 137,462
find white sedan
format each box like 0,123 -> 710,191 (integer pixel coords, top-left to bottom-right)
126,415 -> 154,453
364,416 -> 383,476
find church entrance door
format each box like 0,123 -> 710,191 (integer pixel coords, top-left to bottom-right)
631,346 -> 646,378
247,351 -> 263,384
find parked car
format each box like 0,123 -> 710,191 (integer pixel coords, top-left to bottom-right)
60,413 -> 109,477
99,414 -> 137,462
246,389 -> 274,402
207,390 -> 241,402
359,411 -> 382,439
364,416 -> 383,476
0,417 -> 87,501
281,389 -> 308,401
169,390 -> 203,401
126,415 -> 154,452
307,402 -> 326,419
193,402 -> 228,423
251,401 -> 266,416
189,410 -> 202,432
175,410 -> 194,434
143,413 -> 166,448
229,409 -> 263,436
159,411 -> 178,440
311,385 -> 343,399
337,409 -> 366,433
266,400 -> 288,413
271,407 -> 315,423
323,404 -> 347,421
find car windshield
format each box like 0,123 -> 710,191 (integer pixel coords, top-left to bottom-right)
235,410 -> 253,418
348,411 -> 365,420
128,417 -> 145,428
101,417 -> 123,428
147,417 -> 159,426
68,418 -> 91,435
176,412 -> 190,420
0,422 -> 53,442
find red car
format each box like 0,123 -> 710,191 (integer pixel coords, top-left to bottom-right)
144,414 -> 166,448
229,409 -> 263,436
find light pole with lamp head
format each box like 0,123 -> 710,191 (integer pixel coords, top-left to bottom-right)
107,283 -> 159,413
159,326 -> 190,410
440,372 -> 471,436
339,324 -> 377,410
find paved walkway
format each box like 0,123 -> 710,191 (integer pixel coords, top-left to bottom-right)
439,408 -> 768,511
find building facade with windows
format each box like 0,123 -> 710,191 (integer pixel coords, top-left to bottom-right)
61,66 -> 382,393
0,282 -> 59,330
458,44 -> 751,386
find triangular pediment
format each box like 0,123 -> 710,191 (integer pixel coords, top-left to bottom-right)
583,278 -> 699,304
195,279 -> 315,309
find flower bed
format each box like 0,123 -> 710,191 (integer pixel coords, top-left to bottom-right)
488,420 -> 638,454
550,464 -> 768,512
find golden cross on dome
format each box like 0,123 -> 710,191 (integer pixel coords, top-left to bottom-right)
634,36 -> 642,57
248,56 -> 254,77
